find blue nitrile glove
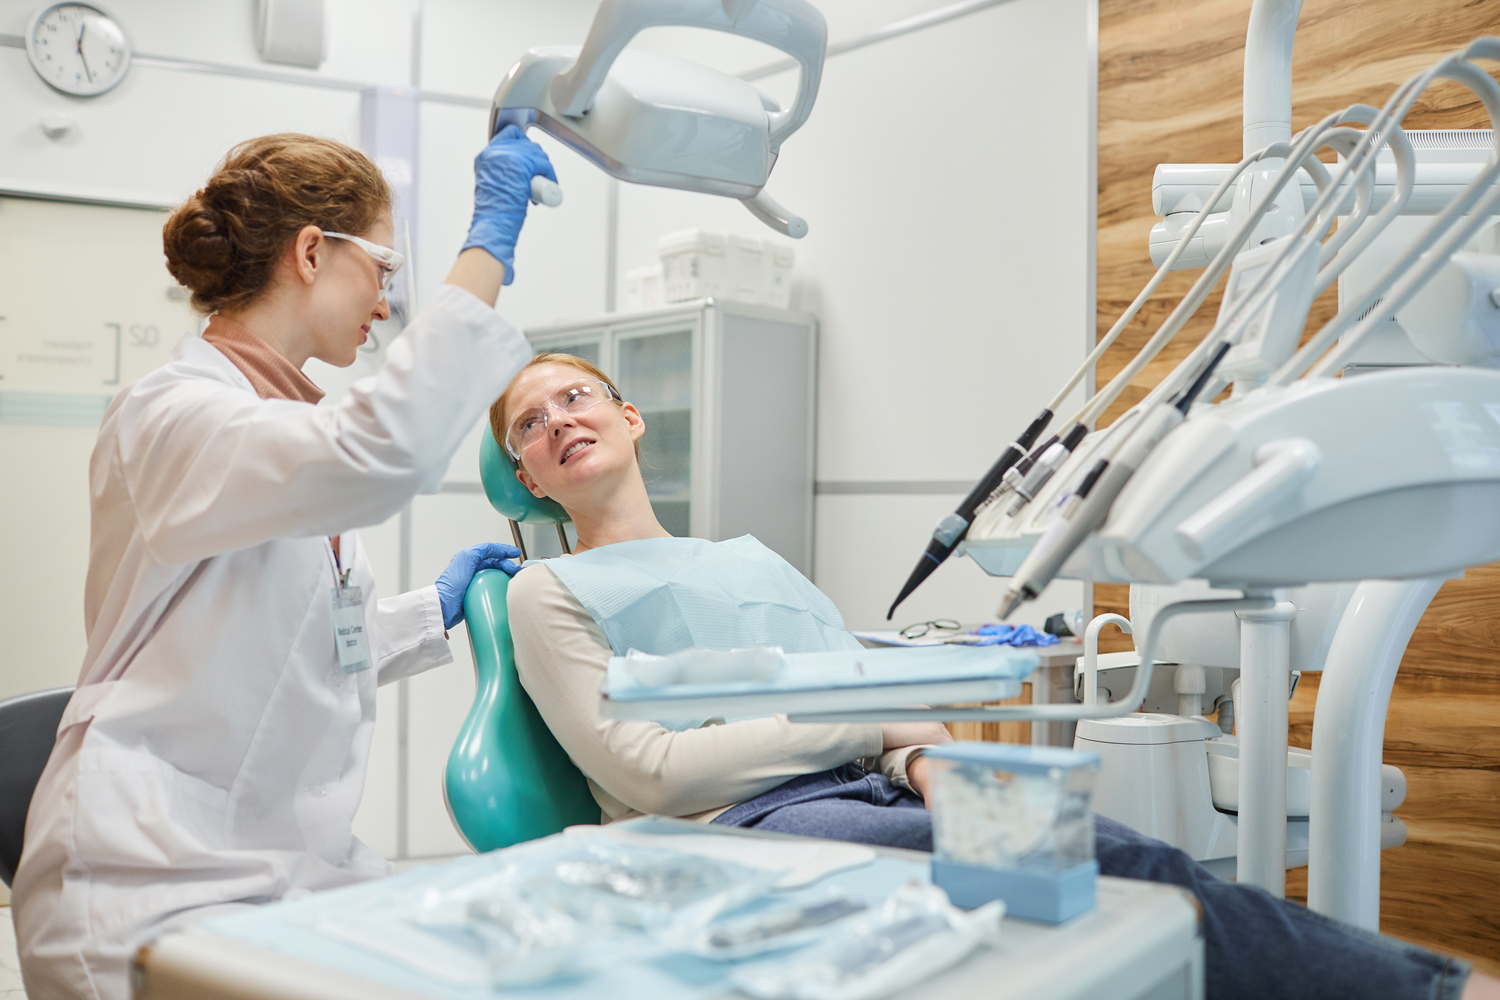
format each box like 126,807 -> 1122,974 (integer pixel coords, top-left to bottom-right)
460,124 -> 557,285
436,542 -> 523,629
969,623 -> 1060,647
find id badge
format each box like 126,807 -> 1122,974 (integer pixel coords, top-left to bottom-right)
332,584 -> 371,673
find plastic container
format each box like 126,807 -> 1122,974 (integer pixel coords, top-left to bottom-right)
926,742 -> 1101,924
659,229 -> 731,302
765,243 -> 794,309
656,229 -> 795,307
625,264 -> 664,310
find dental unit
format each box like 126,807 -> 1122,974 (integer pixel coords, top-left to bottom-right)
879,0 -> 1500,931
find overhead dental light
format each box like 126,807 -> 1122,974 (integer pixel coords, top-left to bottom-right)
489,0 -> 827,239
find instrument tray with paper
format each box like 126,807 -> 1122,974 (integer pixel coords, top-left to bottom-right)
601,645 -> 1038,721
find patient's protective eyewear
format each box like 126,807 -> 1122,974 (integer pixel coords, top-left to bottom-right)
506,378 -> 624,460
899,619 -> 961,639
322,231 -> 405,291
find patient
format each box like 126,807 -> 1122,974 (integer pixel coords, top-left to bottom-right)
498,353 -> 1494,1000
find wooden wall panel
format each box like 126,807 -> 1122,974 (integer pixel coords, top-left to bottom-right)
1095,0 -> 1500,972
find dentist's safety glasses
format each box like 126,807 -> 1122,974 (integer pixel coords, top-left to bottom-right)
505,378 -> 624,460
731,885 -> 1003,1000
321,230 -> 405,290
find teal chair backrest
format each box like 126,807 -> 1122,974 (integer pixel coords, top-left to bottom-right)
443,428 -> 600,852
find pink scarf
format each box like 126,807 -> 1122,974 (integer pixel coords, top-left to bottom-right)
202,315 -> 325,405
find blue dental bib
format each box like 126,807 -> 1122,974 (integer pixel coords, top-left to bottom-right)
544,535 -> 862,660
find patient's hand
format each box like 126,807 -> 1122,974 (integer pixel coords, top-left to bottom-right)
881,722 -> 953,750
906,754 -> 934,806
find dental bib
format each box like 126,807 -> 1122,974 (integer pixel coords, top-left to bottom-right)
544,535 -> 861,662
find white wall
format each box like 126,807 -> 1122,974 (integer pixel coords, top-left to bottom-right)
614,0 -> 1096,629
0,0 -> 1097,860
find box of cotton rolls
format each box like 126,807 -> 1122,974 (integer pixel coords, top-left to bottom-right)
927,742 -> 1102,924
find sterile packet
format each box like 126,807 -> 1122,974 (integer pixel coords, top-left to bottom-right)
621,645 -> 786,687
730,885 -> 1004,1000
407,829 -> 777,986
690,887 -> 870,960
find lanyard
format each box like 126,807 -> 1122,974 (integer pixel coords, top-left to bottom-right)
326,537 -> 369,672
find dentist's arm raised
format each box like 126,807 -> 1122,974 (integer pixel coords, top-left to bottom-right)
446,125 -> 558,304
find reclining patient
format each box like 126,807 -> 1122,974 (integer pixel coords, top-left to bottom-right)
496,353 -> 1490,1000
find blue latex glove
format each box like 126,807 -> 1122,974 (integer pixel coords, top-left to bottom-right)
435,542 -> 523,629
460,124 -> 557,286
968,623 -> 1059,647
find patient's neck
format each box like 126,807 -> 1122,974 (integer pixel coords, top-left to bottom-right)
565,465 -> 672,554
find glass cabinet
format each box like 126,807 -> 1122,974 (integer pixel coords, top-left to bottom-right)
521,299 -> 817,576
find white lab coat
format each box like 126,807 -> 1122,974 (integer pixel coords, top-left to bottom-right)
11,285 -> 530,1000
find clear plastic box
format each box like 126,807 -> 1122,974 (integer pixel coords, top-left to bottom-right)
926,742 -> 1101,923
625,264 -> 664,310
656,229 -> 794,308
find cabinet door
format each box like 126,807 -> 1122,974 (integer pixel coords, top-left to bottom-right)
613,328 -> 695,537
525,335 -> 605,371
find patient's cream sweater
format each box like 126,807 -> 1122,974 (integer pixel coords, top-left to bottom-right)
507,562 -> 925,824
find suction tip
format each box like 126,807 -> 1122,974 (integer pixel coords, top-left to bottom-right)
997,589 -> 1025,621
887,541 -> 953,621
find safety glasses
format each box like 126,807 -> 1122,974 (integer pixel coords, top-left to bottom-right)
322,231 -> 406,291
899,619 -> 961,639
506,378 -> 623,461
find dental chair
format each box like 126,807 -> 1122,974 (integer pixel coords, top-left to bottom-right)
443,428 -> 600,853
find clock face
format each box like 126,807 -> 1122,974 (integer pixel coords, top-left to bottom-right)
26,3 -> 131,97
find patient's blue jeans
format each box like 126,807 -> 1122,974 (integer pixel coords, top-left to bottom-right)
711,764 -> 1471,1000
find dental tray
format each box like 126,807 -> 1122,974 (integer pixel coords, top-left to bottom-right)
600,645 -> 1037,722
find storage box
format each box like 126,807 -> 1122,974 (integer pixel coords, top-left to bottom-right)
625,264 -> 664,310
656,229 -> 794,307
659,229 -> 731,302
927,742 -> 1102,924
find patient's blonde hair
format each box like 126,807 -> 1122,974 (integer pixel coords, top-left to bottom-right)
490,353 -> 639,464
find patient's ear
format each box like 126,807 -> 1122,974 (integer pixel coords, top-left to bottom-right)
622,403 -> 646,442
515,466 -> 547,499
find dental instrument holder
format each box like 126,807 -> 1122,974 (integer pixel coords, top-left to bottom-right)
927,743 -> 1102,924
489,0 -> 826,239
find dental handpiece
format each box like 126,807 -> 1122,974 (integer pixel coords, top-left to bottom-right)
1005,423 -> 1089,518
997,405 -> 1183,619
885,407 -> 1053,620
997,343 -> 1232,619
530,176 -> 563,207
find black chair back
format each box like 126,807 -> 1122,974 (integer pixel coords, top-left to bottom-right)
0,687 -> 72,887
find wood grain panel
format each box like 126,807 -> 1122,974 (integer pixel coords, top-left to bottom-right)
945,686 -> 1034,745
1096,0 -> 1500,970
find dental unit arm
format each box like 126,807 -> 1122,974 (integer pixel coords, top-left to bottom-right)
906,32 -> 1500,625
489,0 -> 827,238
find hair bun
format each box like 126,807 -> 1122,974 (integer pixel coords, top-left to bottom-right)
163,190 -> 237,308
162,133 -> 391,315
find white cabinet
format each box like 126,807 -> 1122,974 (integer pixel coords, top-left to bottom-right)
524,299 -> 818,576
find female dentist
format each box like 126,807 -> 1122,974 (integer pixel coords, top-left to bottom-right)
11,126 -> 553,1000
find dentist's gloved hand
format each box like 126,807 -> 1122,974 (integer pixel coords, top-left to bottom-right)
461,124 -> 557,286
435,542 -> 523,629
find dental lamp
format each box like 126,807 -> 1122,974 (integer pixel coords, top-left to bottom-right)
489,0 -> 826,239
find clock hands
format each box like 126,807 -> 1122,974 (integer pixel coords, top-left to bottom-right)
75,16 -> 94,84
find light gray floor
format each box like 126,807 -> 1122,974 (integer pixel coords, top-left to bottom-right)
0,908 -> 26,998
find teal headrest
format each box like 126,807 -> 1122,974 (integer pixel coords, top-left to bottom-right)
479,425 -> 571,525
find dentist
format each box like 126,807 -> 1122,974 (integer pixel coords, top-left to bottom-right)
11,126 -> 552,1000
